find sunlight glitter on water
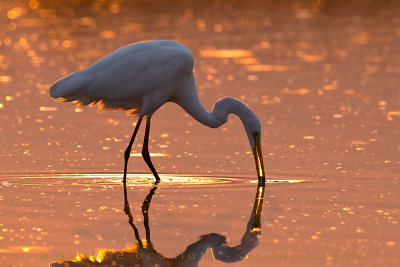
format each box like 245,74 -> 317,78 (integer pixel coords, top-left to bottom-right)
1,174 -> 306,187
245,64 -> 300,72
129,153 -> 168,157
249,179 -> 306,184
0,245 -> 50,254
199,49 -> 253,58
2,174 -> 236,187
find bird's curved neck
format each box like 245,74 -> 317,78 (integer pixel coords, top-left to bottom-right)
209,97 -> 253,128
175,75 -> 255,130
178,94 -> 250,129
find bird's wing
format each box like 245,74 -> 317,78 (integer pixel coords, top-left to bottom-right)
82,40 -> 194,102
50,40 -> 194,111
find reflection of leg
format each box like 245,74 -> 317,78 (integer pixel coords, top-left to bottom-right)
123,115 -> 144,184
142,185 -> 158,248
123,182 -> 143,246
142,115 -> 161,181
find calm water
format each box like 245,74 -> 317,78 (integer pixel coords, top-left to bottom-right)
0,0 -> 399,266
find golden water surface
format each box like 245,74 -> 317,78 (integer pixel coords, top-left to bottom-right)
0,0 -> 399,266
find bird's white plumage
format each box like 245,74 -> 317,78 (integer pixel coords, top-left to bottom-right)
50,40 -> 194,115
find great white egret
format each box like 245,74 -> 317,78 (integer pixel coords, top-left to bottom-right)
49,40 -> 265,183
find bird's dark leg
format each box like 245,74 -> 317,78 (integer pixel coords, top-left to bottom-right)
142,115 -> 161,182
123,115 -> 144,185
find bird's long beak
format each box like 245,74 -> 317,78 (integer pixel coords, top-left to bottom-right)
252,132 -> 265,182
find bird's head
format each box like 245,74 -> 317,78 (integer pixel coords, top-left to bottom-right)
244,114 -> 265,182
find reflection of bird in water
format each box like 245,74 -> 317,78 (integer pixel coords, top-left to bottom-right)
50,180 -> 265,266
49,40 -> 265,183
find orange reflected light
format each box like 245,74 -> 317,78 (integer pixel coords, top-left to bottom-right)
233,57 -> 259,64
19,38 -> 28,46
39,106 -> 58,111
6,173 -> 238,186
199,49 -> 253,58
28,0 -> 39,9
387,111 -> 400,121
0,76 -> 12,84
283,87 -> 310,95
301,54 -> 325,62
256,153 -> 264,178
100,31 -> 115,39
130,153 -> 169,157
0,246 -> 48,253
62,40 -> 71,48
249,179 -> 306,183
7,7 -> 23,20
246,65 -> 299,72
255,186 -> 263,209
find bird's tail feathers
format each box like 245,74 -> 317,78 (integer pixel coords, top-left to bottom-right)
49,71 -> 88,99
57,93 -> 141,116
49,70 -> 141,115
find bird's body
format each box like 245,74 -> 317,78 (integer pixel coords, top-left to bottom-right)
51,40 -> 194,115
50,40 -> 265,182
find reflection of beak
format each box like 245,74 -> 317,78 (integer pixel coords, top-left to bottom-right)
252,132 -> 265,182
251,180 -> 265,231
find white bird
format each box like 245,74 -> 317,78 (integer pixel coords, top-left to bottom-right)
49,40 -> 265,183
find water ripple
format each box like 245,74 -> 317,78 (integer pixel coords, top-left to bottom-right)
1,173 -> 306,187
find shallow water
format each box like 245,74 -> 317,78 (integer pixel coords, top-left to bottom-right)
0,173 -> 297,266
1,173 -> 398,266
1,0 -> 399,266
